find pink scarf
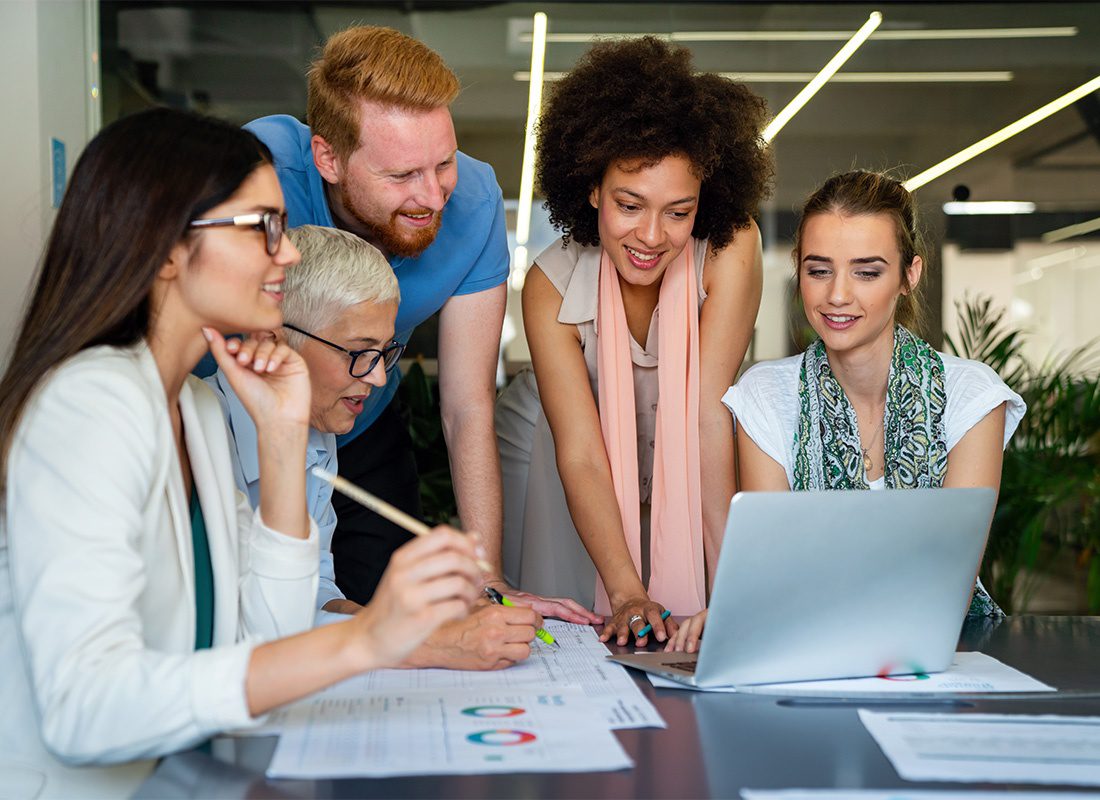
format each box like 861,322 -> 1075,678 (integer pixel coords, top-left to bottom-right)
594,245 -> 706,616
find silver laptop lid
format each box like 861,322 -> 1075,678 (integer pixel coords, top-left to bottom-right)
693,487 -> 996,687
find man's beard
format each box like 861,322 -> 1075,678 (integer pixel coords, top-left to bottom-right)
341,184 -> 443,259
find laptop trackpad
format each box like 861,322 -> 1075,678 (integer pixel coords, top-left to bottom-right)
609,650 -> 700,679
661,659 -> 697,674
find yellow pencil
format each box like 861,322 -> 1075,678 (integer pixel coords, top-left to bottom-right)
311,466 -> 494,573
312,467 -> 558,650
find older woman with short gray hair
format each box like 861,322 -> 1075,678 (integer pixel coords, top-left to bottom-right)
207,226 -> 543,671
207,224 -> 401,615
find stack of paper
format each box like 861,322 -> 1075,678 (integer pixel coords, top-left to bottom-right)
267,689 -> 632,778
859,711 -> 1100,786
646,652 -> 1053,695
246,621 -> 662,735
248,621 -> 661,778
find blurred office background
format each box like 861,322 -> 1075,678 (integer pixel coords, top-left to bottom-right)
2,1 -> 1098,611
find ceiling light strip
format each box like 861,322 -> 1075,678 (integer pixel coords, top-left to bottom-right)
520,26 -> 1075,44
1042,215 -> 1100,244
762,11 -> 883,143
1026,247 -> 1085,270
514,71 -> 1012,84
904,73 -> 1100,191
515,10 -> 547,260
511,245 -> 529,290
720,71 -> 1012,83
942,201 -> 1036,215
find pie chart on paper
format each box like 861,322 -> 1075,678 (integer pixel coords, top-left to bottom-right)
465,729 -> 538,746
461,705 -> 527,718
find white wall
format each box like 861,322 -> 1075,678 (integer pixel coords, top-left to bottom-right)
942,241 -> 1100,369
0,0 -> 98,369
756,245 -> 794,363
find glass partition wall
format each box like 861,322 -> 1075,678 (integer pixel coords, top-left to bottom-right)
100,2 -> 1100,612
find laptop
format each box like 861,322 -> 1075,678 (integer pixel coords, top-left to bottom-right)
609,487 -> 996,688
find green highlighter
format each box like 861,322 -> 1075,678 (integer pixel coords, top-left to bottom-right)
484,587 -> 560,649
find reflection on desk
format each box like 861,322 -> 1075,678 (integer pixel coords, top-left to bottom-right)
135,615 -> 1100,800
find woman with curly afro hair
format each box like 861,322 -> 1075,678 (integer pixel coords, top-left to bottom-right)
495,37 -> 773,647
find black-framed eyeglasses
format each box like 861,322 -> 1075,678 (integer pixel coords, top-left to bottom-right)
189,210 -> 288,256
283,324 -> 405,377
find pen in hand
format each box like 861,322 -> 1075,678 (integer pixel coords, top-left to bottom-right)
312,467 -> 558,650
636,609 -> 672,639
484,587 -> 560,650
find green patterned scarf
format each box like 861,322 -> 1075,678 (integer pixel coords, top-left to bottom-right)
793,325 -> 947,490
792,325 -> 1001,617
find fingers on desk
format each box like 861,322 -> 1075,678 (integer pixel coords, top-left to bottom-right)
665,613 -> 704,653
537,596 -> 602,625
641,608 -> 677,643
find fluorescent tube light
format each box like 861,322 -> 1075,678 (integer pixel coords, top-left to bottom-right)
1026,247 -> 1084,270
515,11 -> 547,250
942,201 -> 1036,215
1015,246 -> 1088,284
762,11 -> 882,143
905,73 -> 1100,191
1042,215 -> 1100,244
515,71 -> 1012,84
511,245 -> 529,291
519,26 -> 1075,44
726,71 -> 1007,83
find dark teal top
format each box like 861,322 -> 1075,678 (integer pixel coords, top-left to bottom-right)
190,484 -> 214,650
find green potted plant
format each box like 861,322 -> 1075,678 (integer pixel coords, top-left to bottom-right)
397,359 -> 458,525
945,295 -> 1100,612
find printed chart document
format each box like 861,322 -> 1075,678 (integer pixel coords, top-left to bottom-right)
242,621 -> 662,735
741,791 -> 1100,800
646,652 -> 1053,695
266,689 -> 632,778
859,710 -> 1100,786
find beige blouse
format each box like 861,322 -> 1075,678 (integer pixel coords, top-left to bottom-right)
533,236 -> 710,502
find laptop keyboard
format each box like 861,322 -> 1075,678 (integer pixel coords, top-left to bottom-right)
662,660 -> 697,673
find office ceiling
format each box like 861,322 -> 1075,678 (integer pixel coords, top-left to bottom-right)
103,1 -> 1100,213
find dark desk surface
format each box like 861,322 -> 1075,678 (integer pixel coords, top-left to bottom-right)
137,615 -> 1100,799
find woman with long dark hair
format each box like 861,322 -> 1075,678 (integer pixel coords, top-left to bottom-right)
0,108 -> 480,794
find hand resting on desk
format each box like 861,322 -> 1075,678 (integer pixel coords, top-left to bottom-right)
317,597 -> 547,671
665,608 -> 706,653
600,596 -> 679,647
482,579 -> 603,626
340,528 -> 483,672
401,602 -> 545,670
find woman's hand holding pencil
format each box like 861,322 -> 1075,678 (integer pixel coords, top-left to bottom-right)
349,526 -> 482,670
313,467 -> 572,657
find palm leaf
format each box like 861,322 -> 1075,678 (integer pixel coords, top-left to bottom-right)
951,295 -> 1100,613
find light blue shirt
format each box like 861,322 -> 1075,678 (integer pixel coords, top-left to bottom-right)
242,115 -> 510,445
203,370 -> 345,610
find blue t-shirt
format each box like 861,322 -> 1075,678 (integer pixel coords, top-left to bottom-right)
196,114 -> 509,444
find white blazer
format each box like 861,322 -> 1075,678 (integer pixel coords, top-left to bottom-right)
1,343 -> 319,797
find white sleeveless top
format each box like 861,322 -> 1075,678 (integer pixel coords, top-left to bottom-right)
723,352 -> 1026,488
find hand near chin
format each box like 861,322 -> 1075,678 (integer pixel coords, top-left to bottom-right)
204,327 -> 310,431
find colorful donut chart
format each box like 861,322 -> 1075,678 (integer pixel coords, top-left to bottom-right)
876,663 -> 931,681
461,705 -> 526,718
466,729 -> 538,746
